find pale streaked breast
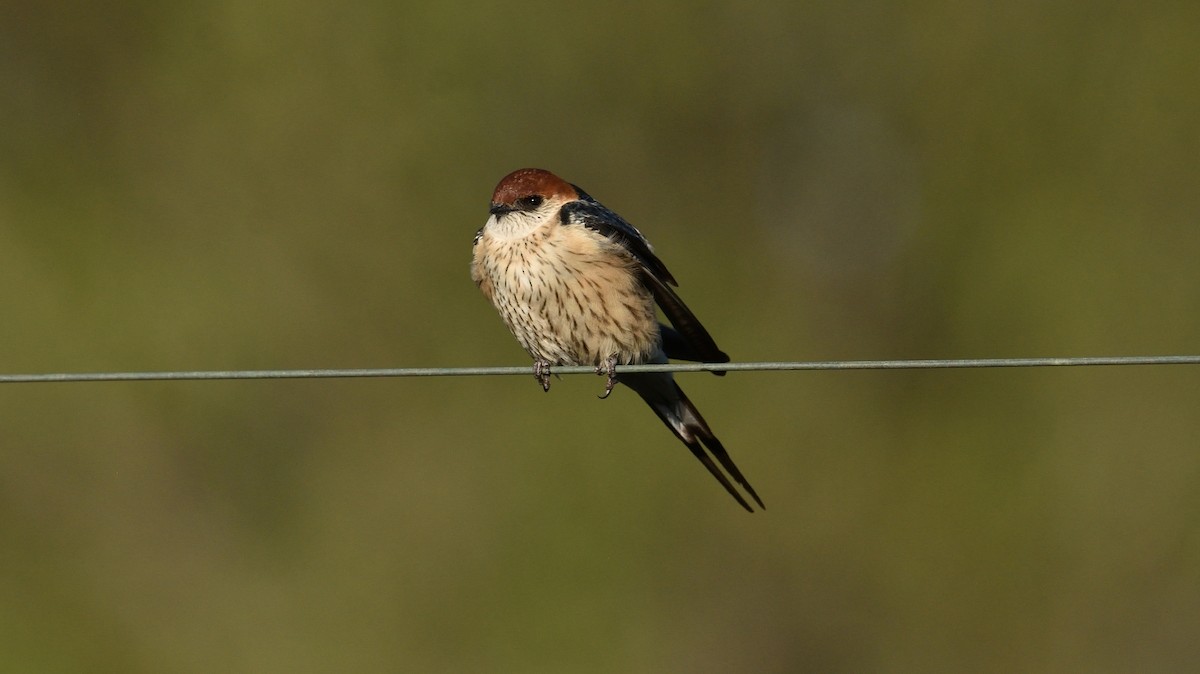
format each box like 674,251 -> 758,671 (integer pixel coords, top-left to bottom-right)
473,224 -> 660,366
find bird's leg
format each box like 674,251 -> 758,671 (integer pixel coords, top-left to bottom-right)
595,356 -> 619,399
532,359 -> 552,392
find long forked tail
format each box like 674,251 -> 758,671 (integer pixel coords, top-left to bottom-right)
624,373 -> 764,512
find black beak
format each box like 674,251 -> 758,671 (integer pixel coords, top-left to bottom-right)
489,203 -> 515,216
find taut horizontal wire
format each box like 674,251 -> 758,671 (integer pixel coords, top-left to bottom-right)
1,355 -> 1198,384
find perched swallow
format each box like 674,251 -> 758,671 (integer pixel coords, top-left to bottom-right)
471,168 -> 763,512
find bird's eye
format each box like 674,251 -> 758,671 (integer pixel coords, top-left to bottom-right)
517,195 -> 544,210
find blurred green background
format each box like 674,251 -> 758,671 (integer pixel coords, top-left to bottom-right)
2,1 -> 1199,672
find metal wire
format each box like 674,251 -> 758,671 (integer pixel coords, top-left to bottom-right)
2,355 -> 1197,383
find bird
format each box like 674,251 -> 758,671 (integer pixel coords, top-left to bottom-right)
471,168 -> 763,512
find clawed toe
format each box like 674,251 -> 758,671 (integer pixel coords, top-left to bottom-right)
595,357 -> 618,399
533,360 -> 552,392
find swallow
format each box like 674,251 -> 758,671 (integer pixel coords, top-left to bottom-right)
471,168 -> 763,512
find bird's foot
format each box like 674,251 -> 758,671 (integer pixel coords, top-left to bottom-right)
533,359 -> 552,392
595,356 -> 618,399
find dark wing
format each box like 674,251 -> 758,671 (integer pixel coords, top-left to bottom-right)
641,274 -> 730,367
561,192 -> 729,367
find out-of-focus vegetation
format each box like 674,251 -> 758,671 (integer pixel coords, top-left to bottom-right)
2,1 -> 1198,672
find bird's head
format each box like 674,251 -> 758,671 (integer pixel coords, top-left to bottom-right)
485,168 -> 579,238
